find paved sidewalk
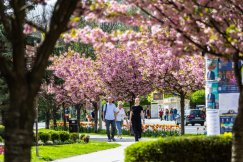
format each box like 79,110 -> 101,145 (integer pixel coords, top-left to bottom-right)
54,135 -> 149,162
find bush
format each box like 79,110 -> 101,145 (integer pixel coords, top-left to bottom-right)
59,131 -> 70,142
0,125 -> 4,138
64,139 -> 74,144
70,133 -> 79,142
46,140 -> 54,145
0,136 -> 3,143
125,136 -> 232,162
83,135 -> 90,143
39,132 -> 50,143
38,140 -> 44,146
51,132 -> 60,142
80,134 -> 85,140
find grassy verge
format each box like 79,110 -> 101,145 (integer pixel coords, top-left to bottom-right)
0,141 -> 120,162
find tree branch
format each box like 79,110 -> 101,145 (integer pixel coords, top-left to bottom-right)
30,0 -> 79,93
10,0 -> 26,78
152,4 -> 226,58
0,0 -> 11,38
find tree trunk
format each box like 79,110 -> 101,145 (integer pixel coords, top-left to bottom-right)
63,104 -> 67,130
52,105 -> 57,129
232,54 -> 243,162
180,94 -> 185,135
45,109 -> 50,129
0,104 -> 8,125
232,89 -> 243,162
98,100 -> 102,130
93,102 -> 98,133
4,86 -> 36,162
75,104 -> 81,133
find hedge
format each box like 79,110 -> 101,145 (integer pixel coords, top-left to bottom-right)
125,136 -> 232,162
0,125 -> 4,138
59,131 -> 70,142
39,132 -> 50,143
70,133 -> 79,142
51,132 -> 60,142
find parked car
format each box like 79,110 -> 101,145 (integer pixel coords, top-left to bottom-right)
175,109 -> 206,126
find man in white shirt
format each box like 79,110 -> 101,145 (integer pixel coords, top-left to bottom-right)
103,96 -> 118,142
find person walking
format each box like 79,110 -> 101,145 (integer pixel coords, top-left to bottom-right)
103,97 -> 118,142
144,109 -> 147,119
165,108 -> 169,121
146,106 -> 151,119
173,108 -> 177,121
116,101 -> 127,139
159,109 -> 163,121
129,97 -> 145,142
170,108 -> 174,121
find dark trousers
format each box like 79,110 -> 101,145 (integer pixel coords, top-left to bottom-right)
105,120 -> 116,139
160,115 -> 163,121
132,122 -> 142,141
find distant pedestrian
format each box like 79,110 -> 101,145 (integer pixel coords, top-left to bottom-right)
144,110 -> 147,119
173,108 -> 177,120
91,110 -> 95,121
129,97 -> 145,142
159,109 -> 163,121
170,108 -> 174,121
103,97 -> 118,142
146,106 -> 151,119
116,101 -> 127,139
165,109 -> 169,121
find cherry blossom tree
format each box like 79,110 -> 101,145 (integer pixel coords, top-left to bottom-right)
0,1 -> 82,161
77,1 -> 243,160
96,47 -> 153,107
123,1 -> 242,160
144,45 -> 204,134
49,50 -> 104,132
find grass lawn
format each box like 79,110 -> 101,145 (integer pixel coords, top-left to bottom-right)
0,141 -> 120,162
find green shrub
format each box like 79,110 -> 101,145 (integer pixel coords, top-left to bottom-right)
0,125 -> 4,138
46,140 -> 54,145
70,133 -> 79,142
38,140 -> 44,145
83,135 -> 90,143
0,136 -> 3,143
51,132 -> 60,142
59,131 -> 70,142
63,139 -> 73,144
125,136 -> 232,162
33,133 -> 39,144
80,134 -> 85,140
39,132 -> 50,143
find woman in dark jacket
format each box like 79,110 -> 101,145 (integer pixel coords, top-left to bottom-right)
129,97 -> 145,141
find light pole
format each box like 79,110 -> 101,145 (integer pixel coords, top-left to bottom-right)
25,41 -> 39,157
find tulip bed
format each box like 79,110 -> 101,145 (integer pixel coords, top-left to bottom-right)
51,122 -> 181,137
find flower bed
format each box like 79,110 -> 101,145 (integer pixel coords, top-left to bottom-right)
51,122 -> 180,137
51,121 -> 95,128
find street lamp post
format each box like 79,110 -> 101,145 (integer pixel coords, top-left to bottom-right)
25,41 -> 39,157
